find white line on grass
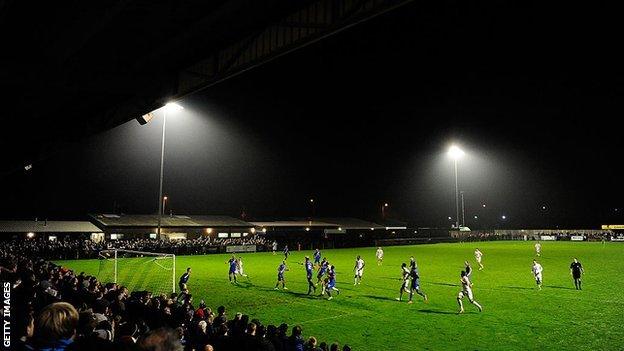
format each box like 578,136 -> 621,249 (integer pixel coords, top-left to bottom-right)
298,312 -> 355,325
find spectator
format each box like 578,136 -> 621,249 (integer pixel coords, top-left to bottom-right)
290,325 -> 305,351
137,327 -> 183,351
305,337 -> 319,351
31,302 -> 79,350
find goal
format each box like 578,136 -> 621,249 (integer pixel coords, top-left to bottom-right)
98,249 -> 176,295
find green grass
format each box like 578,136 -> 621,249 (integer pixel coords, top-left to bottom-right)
56,241 -> 624,350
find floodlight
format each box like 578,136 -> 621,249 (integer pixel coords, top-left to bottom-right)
448,145 -> 465,159
165,102 -> 184,111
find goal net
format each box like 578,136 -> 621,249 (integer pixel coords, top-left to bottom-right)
98,249 -> 176,295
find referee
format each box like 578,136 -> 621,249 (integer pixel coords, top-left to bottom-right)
570,258 -> 584,290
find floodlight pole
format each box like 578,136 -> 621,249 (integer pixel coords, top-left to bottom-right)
157,109 -> 167,239
454,158 -> 460,229
460,191 -> 465,227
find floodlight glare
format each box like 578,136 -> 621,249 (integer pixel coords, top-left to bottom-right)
448,145 -> 465,159
165,102 -> 184,111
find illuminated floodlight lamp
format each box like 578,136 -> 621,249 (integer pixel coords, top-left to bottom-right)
27,232 -> 35,238
448,145 -> 465,159
165,102 -> 184,111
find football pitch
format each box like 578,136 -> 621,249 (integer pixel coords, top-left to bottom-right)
56,241 -> 624,350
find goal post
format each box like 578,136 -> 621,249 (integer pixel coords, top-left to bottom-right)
98,249 -> 176,295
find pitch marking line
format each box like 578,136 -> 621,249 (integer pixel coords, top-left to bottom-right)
298,312 -> 355,325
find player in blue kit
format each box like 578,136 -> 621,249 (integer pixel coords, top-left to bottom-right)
313,249 -> 322,266
283,245 -> 290,260
317,258 -> 329,285
300,256 -> 317,295
179,267 -> 191,292
323,265 -> 340,300
407,263 -> 428,304
227,255 -> 238,284
274,260 -> 289,290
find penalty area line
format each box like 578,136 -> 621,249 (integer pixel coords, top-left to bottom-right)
298,312 -> 355,325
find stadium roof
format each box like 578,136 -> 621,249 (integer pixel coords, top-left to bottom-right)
250,221 -> 339,228
315,218 -> 385,230
90,214 -> 253,228
375,219 -> 408,229
0,221 -> 102,233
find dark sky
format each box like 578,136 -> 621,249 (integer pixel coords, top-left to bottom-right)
2,2 -> 623,228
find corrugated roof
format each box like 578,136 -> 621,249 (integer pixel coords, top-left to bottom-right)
315,217 -> 386,230
0,221 -> 102,233
90,214 -> 253,228
250,221 -> 339,228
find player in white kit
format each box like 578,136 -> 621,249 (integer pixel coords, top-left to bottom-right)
235,257 -> 248,278
353,255 -> 365,285
474,248 -> 484,270
532,259 -> 543,290
396,262 -> 411,301
535,241 -> 541,257
457,270 -> 483,313
376,247 -> 384,266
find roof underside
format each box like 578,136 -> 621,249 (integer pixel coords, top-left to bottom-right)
0,0 -> 315,170
0,221 -> 102,233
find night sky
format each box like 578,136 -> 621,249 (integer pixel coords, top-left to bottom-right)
2,2 -> 623,228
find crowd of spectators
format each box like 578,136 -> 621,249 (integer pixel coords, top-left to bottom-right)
0,236 -> 267,260
104,236 -> 267,256
453,230 -> 614,241
0,243 -> 351,351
